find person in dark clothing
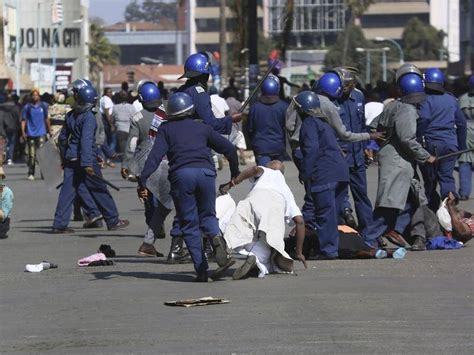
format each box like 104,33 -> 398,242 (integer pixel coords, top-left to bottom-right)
158,81 -> 169,101
221,77 -> 240,100
139,92 -> 239,282
0,94 -> 21,165
271,66 -> 300,101
247,75 -> 289,166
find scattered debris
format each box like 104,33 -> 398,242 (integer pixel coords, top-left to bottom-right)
25,261 -> 58,273
164,297 -> 231,307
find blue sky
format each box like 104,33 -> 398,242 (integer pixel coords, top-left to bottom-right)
89,0 -> 138,24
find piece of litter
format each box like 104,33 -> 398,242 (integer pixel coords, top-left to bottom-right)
164,297 -> 230,307
25,261 -> 58,273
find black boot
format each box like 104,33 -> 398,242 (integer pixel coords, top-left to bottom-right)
203,237 -> 215,262
211,234 -> 234,268
167,236 -> 192,264
411,236 -> 426,251
343,208 -> 358,230
194,271 -> 208,282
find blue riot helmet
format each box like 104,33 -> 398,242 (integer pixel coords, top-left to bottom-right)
166,92 -> 195,120
261,75 -> 280,96
313,72 -> 343,99
395,63 -> 422,83
424,68 -> 445,92
75,84 -> 98,112
137,80 -> 161,110
293,91 -> 322,117
398,73 -> 426,104
178,52 -> 210,79
68,79 -> 93,96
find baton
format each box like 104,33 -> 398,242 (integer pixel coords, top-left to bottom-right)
436,148 -> 474,161
238,60 -> 279,113
56,174 -> 121,191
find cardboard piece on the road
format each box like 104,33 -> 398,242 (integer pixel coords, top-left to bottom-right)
164,297 -> 230,307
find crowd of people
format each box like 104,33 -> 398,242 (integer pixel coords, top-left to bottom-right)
0,52 -> 473,282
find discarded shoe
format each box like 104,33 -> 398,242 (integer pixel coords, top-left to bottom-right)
98,244 -> 116,258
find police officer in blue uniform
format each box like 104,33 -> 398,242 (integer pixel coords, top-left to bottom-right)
177,52 -> 242,135
297,91 -> 350,260
139,92 -> 239,282
324,68 -> 373,237
364,68 -> 436,250
247,75 -> 289,166
52,80 -> 129,233
418,68 -> 467,211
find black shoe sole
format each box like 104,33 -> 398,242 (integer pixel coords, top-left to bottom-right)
233,256 -> 257,280
210,259 -> 236,280
212,236 -> 231,267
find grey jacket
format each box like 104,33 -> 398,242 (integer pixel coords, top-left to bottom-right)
369,100 -> 430,210
122,109 -> 154,170
285,94 -> 370,146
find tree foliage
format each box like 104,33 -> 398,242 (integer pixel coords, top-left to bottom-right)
89,23 -> 120,84
124,0 -> 177,23
402,17 -> 445,61
324,25 -> 368,70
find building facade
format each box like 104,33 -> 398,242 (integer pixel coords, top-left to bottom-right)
1,0 -> 89,93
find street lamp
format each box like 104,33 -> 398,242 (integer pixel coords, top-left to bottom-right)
374,37 -> 404,65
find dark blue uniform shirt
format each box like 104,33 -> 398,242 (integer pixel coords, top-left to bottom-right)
332,89 -> 366,167
247,97 -> 289,155
177,82 -> 232,134
299,115 -> 349,186
58,110 -> 97,167
418,92 -> 467,150
140,117 -> 239,187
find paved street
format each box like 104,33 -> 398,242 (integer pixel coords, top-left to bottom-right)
0,162 -> 473,354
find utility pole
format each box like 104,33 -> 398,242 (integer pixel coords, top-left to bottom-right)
247,0 -> 258,89
219,0 -> 228,89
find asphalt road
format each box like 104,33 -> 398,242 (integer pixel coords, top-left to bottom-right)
0,161 -> 473,354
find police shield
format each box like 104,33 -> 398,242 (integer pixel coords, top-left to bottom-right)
36,139 -> 63,191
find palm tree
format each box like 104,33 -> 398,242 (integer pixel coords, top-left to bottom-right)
88,23 -> 120,85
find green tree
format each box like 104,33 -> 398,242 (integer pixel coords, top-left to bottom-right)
402,17 -> 445,61
89,23 -> 120,84
124,0 -> 177,23
324,25 -> 367,71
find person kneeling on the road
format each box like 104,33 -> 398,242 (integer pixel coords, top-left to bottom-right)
217,161 -> 307,280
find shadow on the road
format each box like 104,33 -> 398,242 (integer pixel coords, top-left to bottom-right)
112,257 -> 170,264
89,270 -> 196,282
17,219 -> 54,223
72,233 -> 144,238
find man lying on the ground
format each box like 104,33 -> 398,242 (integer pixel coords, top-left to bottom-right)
214,161 -> 307,280
446,192 -> 473,244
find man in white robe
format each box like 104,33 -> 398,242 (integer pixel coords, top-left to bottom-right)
215,161 -> 307,280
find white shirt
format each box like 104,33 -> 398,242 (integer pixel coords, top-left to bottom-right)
210,94 -> 229,118
99,95 -> 114,116
132,99 -> 143,113
249,167 -> 301,223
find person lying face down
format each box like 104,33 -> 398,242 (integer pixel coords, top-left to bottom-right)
446,192 -> 473,244
215,160 -> 307,280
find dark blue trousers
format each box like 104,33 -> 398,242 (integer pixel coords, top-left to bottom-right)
341,164 -> 373,237
53,161 -> 104,229
292,149 -> 317,230
310,182 -> 347,258
86,161 -> 120,227
419,144 -> 457,210
169,168 -> 220,273
255,152 -> 285,167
